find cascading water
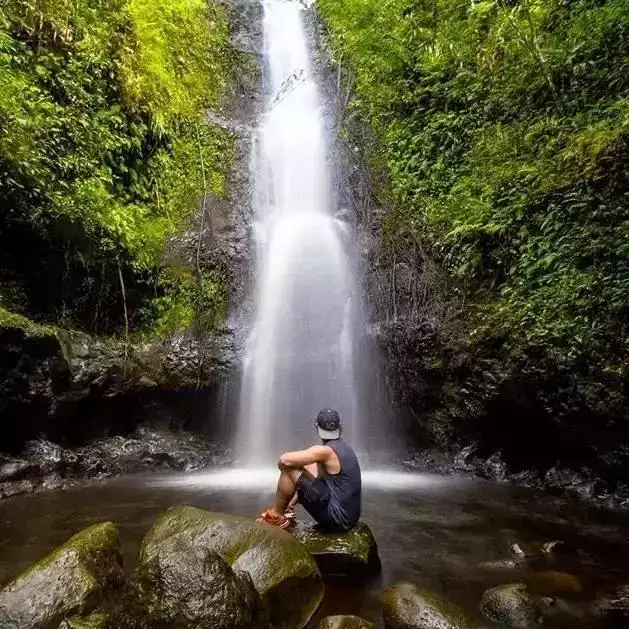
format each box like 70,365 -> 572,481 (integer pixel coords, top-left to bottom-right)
237,0 -> 365,464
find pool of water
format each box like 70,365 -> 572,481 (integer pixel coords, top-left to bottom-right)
1,468 -> 629,627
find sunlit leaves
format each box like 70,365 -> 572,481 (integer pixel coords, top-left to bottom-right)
0,0 -> 233,336
318,0 -> 629,373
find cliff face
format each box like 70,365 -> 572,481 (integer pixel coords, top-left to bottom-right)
0,0 -> 263,454
312,0 -> 629,494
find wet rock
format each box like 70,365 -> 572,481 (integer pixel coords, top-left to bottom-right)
0,431 -> 231,501
479,452 -> 508,481
292,521 -> 381,577
59,611 -> 108,629
139,506 -> 323,629
381,582 -> 479,629
592,584 -> 629,618
0,522 -> 124,629
525,571 -> 582,597
453,445 -> 480,473
541,540 -> 568,556
480,583 -> 540,628
317,615 -> 374,629
0,326 -> 69,453
478,559 -> 520,572
133,535 -> 266,629
22,440 -> 70,476
509,543 -> 546,560
0,478 -> 36,499
0,459 -> 34,482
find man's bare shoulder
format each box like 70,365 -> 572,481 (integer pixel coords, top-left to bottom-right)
307,444 -> 335,460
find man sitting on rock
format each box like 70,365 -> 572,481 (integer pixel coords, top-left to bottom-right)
256,408 -> 362,532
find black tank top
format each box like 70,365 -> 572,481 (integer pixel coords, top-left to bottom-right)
323,438 -> 362,530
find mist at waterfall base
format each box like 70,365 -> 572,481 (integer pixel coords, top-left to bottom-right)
235,0 -> 389,466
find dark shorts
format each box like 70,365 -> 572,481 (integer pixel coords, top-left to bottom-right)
296,471 -> 338,531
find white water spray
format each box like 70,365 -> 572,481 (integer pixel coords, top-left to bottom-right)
237,0 -> 364,464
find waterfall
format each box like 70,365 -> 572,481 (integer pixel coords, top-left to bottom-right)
237,0 -> 361,464
236,0 -> 366,464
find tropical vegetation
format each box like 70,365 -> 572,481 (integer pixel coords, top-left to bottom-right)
0,0 -> 233,337
319,0 -> 629,464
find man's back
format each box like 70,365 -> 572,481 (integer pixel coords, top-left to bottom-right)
321,438 -> 361,531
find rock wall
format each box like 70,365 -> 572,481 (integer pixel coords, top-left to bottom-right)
0,0 -> 263,456
311,4 -> 629,496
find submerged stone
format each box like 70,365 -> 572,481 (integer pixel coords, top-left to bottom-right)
133,535 -> 266,629
592,584 -> 629,618
525,571 -> 582,597
138,505 -> 323,629
0,522 -> 123,629
317,614 -> 375,629
480,583 -> 540,628
292,521 -> 381,577
381,582 -> 479,629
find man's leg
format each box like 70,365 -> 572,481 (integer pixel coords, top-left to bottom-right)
273,463 -> 318,515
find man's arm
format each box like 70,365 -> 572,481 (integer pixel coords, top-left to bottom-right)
278,445 -> 331,469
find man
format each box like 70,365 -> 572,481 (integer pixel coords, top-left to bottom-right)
256,408 -> 361,532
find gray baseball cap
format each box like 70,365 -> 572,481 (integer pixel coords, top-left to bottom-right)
314,408 -> 341,440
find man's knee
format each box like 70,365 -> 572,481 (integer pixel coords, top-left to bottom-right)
282,466 -> 304,484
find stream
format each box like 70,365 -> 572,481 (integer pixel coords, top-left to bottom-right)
2,468 -> 629,627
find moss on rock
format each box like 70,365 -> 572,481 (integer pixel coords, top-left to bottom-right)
480,583 -> 540,628
381,582 -> 479,629
292,521 -> 381,577
138,505 -> 323,629
132,534 -> 266,629
59,611 -> 109,629
0,522 -> 123,629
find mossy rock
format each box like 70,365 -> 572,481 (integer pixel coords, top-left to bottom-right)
480,583 -> 539,628
0,522 -> 123,629
132,533 -> 266,629
59,611 -> 108,629
317,614 -> 375,629
138,505 -> 323,629
293,521 -> 381,578
381,582 -> 479,629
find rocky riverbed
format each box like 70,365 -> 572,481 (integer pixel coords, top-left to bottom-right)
4,427 -> 629,514
0,428 -> 231,500
2,497 -> 629,629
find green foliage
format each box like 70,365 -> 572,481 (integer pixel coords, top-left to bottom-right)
0,305 -> 55,338
142,266 -> 228,339
319,0 -> 629,373
0,0 -> 233,336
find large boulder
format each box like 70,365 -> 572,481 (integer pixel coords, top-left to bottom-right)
293,521 -> 381,577
381,582 -> 479,629
0,522 -> 123,629
317,615 -> 375,629
138,506 -> 324,629
480,583 -> 540,628
133,534 -> 266,629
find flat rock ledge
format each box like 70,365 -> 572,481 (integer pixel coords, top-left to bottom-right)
292,521 -> 381,578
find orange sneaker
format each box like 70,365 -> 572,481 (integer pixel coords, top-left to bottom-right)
256,508 -> 294,529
